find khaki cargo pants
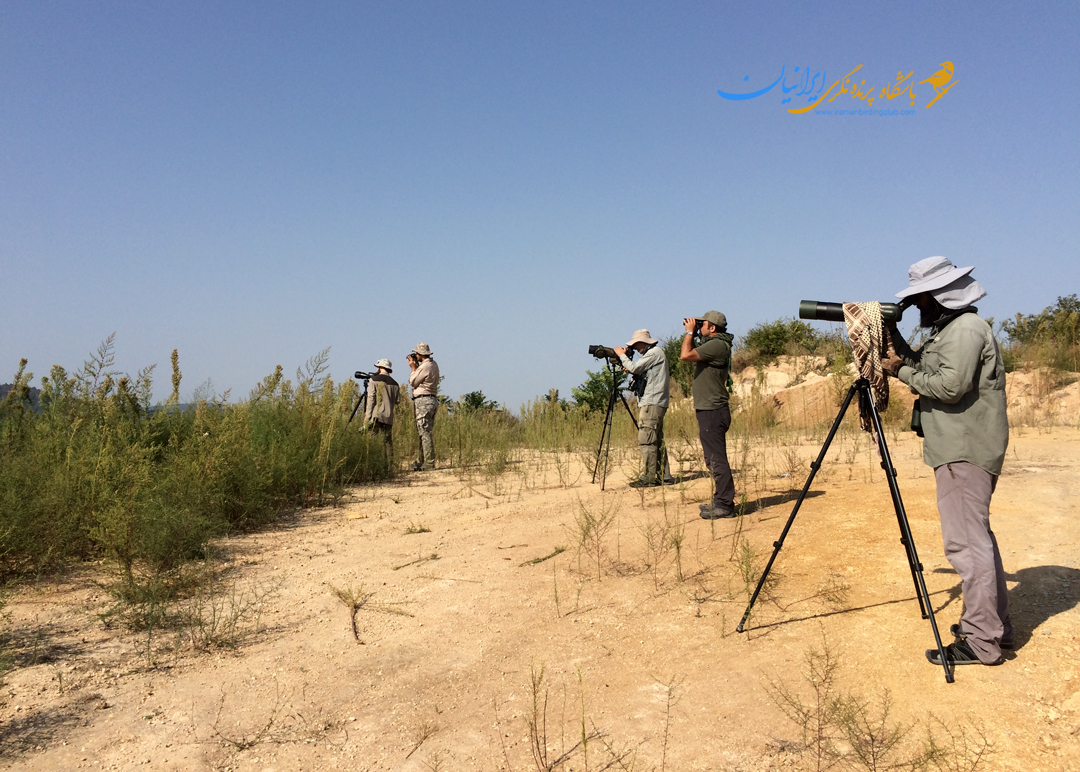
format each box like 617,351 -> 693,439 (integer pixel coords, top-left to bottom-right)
638,403 -> 671,483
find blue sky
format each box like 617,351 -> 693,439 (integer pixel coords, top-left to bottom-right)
2,2 -> 1078,409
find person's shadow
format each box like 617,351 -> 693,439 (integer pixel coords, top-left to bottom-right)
933,564 -> 1079,650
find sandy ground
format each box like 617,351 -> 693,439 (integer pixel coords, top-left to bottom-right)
2,425 -> 1078,771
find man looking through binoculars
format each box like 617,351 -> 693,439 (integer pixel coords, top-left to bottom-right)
681,311 -> 737,519
614,330 -> 673,487
408,342 -> 440,471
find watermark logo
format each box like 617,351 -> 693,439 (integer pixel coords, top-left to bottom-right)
718,61 -> 955,115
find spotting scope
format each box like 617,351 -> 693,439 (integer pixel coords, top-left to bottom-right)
798,300 -> 905,323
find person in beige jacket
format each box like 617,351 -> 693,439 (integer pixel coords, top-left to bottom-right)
363,359 -> 400,465
407,342 -> 440,471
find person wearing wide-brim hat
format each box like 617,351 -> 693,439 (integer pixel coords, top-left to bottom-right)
363,359 -> 400,466
680,310 -> 737,519
614,329 -> 674,487
882,257 -> 1012,668
407,342 -> 440,471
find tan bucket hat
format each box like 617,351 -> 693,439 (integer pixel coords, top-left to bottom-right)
412,342 -> 433,356
375,358 -> 392,372
626,329 -> 658,346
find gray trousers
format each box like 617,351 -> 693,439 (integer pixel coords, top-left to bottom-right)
935,462 -> 1012,664
413,395 -> 438,469
697,406 -> 735,508
638,403 -> 671,482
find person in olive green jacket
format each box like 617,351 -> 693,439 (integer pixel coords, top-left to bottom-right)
680,310 -> 737,519
882,257 -> 1012,668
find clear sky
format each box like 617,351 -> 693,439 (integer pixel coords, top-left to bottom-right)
2,2 -> 1078,409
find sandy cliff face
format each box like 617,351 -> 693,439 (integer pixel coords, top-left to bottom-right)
731,356 -> 1078,429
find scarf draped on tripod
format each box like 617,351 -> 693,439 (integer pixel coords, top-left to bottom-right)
842,301 -> 889,433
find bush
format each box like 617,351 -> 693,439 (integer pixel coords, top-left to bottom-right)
0,342 -> 392,585
1001,294 -> 1080,372
572,366 -> 626,413
736,318 -> 849,370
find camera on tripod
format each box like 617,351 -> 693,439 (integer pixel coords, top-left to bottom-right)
588,345 -> 620,360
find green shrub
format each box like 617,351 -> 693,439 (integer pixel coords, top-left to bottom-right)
572,366 -> 626,413
736,318 -> 849,370
1001,294 -> 1080,372
0,343 -> 391,584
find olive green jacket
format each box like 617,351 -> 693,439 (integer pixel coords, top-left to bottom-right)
893,310 -> 1009,475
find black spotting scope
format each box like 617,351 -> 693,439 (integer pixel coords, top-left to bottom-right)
799,300 -> 905,324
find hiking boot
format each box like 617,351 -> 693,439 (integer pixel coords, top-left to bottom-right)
629,478 -> 661,489
699,503 -> 736,520
950,623 -> 1013,650
662,477 -> 677,485
925,639 -> 1003,666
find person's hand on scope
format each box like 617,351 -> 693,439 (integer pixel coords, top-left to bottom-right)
881,337 -> 904,377
614,346 -> 628,358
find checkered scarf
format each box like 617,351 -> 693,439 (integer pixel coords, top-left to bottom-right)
843,301 -> 889,432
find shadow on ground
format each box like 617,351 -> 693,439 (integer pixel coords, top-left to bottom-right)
931,564 -> 1078,650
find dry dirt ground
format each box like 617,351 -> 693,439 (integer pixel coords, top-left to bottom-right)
2,424 -> 1078,772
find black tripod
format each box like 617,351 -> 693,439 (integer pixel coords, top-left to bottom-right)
736,377 -> 954,683
347,377 -> 370,425
591,358 -> 638,491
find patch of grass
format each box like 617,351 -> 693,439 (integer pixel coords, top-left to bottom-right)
404,522 -> 432,535
766,630 -> 996,772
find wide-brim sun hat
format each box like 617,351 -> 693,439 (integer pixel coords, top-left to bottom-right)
412,342 -> 432,356
895,257 -> 975,299
375,358 -> 392,372
626,329 -> 658,347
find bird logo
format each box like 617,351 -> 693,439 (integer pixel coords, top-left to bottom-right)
919,61 -> 955,107
918,61 -> 953,94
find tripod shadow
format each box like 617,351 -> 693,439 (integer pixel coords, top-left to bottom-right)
669,470 -> 711,484
742,489 -> 825,514
932,564 -> 1080,651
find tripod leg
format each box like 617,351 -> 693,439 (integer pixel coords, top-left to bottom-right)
591,402 -> 610,485
863,381 -> 953,683
737,380 -> 860,633
594,363 -> 621,490
348,392 -> 367,425
618,392 -> 639,430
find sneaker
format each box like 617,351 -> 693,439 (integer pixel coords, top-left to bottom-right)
925,639 -> 1002,666
950,623 -> 1014,650
699,504 -> 736,520
629,478 -> 661,489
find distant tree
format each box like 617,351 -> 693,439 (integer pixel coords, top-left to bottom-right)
1001,294 -> 1080,372
544,388 -> 569,410
572,366 -> 625,413
457,390 -> 499,413
661,336 -> 695,398
1001,294 -> 1080,347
